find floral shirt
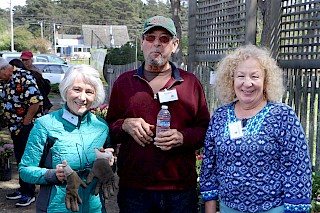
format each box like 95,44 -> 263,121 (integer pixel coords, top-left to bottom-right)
1,68 -> 44,135
200,101 -> 312,213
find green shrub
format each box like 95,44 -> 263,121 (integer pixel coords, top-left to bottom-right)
312,171 -> 320,212
50,83 -> 60,93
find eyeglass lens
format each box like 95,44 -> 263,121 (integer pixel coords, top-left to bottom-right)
144,35 -> 171,43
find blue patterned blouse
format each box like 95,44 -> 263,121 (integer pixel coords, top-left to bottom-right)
200,101 -> 312,213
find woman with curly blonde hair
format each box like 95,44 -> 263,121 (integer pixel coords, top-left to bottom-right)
200,44 -> 312,213
214,44 -> 284,104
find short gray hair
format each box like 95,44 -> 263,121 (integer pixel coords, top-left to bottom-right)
0,58 -> 10,70
59,65 -> 105,108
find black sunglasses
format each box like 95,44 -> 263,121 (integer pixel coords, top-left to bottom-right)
144,34 -> 172,44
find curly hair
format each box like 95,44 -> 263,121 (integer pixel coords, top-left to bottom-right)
214,44 -> 284,104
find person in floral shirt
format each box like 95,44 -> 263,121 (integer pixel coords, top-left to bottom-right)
0,57 -> 44,207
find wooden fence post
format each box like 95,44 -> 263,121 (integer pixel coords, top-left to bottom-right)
270,0 -> 281,58
245,0 -> 257,44
188,0 -> 197,72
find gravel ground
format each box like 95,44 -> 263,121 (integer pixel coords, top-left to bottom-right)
0,94 -> 119,213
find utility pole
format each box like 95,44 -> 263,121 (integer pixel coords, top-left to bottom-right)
31,21 -> 44,38
135,29 -> 138,69
53,23 -> 56,54
40,21 -> 43,39
10,0 -> 14,51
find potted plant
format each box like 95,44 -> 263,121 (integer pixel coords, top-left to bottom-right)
196,149 -> 219,213
90,103 -> 108,119
0,141 -> 14,181
312,171 -> 320,213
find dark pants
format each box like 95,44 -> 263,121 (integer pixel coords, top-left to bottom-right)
11,124 -> 35,197
118,188 -> 198,213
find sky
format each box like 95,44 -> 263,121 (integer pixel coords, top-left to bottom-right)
0,0 -> 26,10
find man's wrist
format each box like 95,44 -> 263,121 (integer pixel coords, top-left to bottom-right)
23,117 -> 33,124
121,119 -> 127,133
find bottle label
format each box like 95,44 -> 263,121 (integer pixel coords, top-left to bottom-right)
157,119 -> 170,127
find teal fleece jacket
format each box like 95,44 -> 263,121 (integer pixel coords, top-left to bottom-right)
19,106 -> 110,213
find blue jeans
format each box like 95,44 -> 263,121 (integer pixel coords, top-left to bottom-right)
11,124 -> 35,197
118,188 -> 198,213
220,201 -> 284,213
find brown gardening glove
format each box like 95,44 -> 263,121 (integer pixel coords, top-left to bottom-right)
86,148 -> 119,200
63,161 -> 87,212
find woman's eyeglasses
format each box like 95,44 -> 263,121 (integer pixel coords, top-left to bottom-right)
144,34 -> 172,44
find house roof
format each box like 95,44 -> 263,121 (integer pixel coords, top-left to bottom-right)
57,34 -> 82,39
82,25 -> 130,48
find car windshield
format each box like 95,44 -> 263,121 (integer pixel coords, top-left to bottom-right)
35,54 -> 66,64
49,55 -> 66,64
34,64 -> 46,71
34,64 -> 68,73
5,56 -> 20,61
35,57 -> 48,62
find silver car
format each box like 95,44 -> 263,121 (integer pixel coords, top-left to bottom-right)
33,62 -> 69,84
0,52 -> 67,64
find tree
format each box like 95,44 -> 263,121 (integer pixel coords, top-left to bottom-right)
257,0 -> 272,47
170,0 -> 182,66
13,28 -> 34,51
0,31 -> 11,51
107,42 -> 143,65
0,24 -> 34,52
30,37 -> 52,53
0,17 -> 9,33
0,0 -> 184,63
139,0 -> 171,21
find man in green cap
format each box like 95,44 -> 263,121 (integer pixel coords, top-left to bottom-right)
106,15 -> 210,212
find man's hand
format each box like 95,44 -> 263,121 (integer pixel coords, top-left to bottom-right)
86,148 -> 118,199
63,161 -> 87,212
122,118 -> 154,147
154,129 -> 183,151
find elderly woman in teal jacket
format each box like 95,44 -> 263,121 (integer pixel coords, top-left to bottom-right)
19,65 -> 113,213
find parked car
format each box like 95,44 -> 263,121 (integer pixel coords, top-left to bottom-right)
0,52 -> 67,64
33,62 -> 70,84
0,52 -> 23,62
34,54 -> 67,64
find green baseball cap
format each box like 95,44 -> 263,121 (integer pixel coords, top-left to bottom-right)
143,16 -> 177,36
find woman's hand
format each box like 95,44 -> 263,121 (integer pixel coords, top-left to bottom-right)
56,161 -> 66,182
205,200 -> 217,213
99,147 -> 115,166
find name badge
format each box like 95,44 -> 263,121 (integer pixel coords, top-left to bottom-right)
228,121 -> 243,139
158,89 -> 178,103
62,109 -> 79,126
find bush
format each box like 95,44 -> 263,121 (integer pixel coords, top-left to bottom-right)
50,83 -> 60,93
312,171 -> 320,212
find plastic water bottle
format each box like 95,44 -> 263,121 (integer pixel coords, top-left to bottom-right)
156,105 -> 171,136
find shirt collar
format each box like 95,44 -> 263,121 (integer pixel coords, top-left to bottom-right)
62,104 -> 90,126
135,61 -> 183,81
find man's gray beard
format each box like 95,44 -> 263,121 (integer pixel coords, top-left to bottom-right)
146,57 -> 165,67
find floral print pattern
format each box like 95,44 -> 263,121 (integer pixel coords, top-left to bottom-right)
1,68 -> 44,135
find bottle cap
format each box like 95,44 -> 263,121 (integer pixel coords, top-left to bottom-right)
161,105 -> 168,110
